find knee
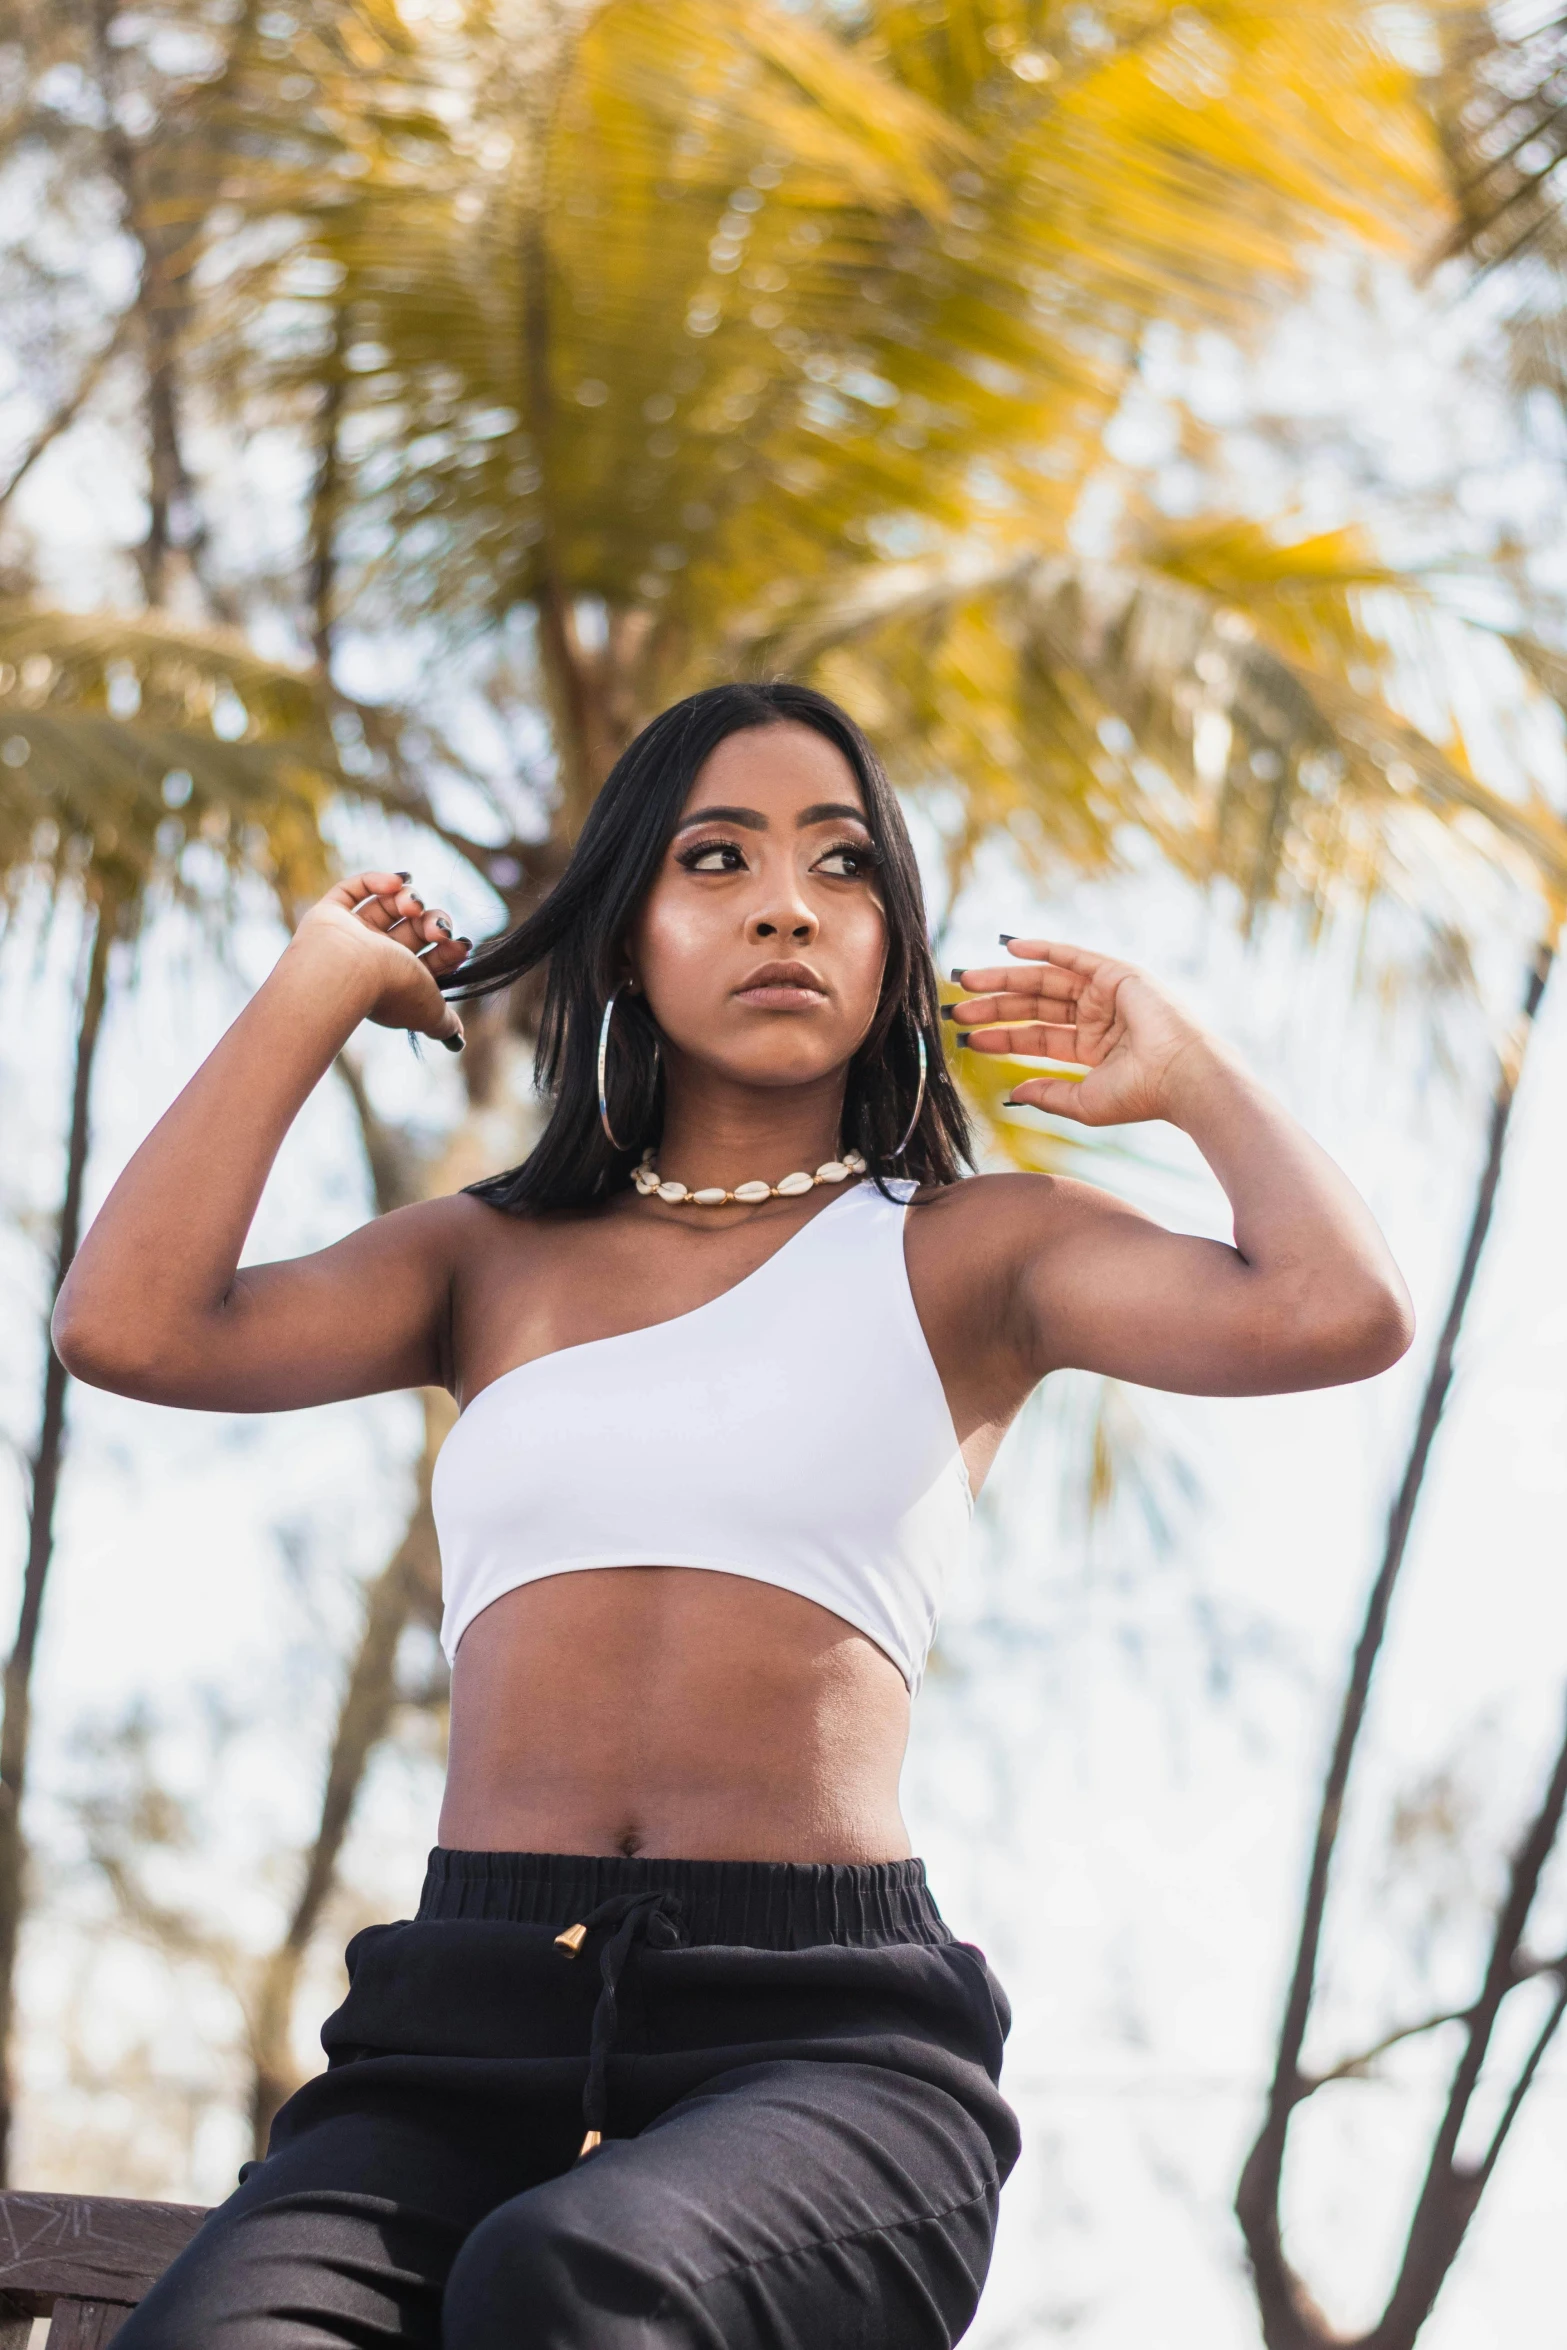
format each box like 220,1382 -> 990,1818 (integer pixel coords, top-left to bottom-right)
444,2196 -> 666,2349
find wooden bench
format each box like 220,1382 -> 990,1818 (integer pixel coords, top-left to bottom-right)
0,2195 -> 208,2347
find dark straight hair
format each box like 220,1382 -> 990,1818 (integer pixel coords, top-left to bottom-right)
441,680 -> 970,1213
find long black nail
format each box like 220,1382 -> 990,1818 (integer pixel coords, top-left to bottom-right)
1001,1093 -> 1018,1107
436,918 -> 453,936
999,932 -> 1016,943
939,1003 -> 959,1021
397,870 -> 412,881
441,1031 -> 465,1054
949,965 -> 967,984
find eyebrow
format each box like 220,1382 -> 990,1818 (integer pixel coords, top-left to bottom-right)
672,800 -> 871,835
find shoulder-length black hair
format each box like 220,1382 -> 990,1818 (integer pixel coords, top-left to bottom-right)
441,679 -> 970,1213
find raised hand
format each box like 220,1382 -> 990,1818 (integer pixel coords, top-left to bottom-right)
294,870 -> 472,1048
947,938 -> 1213,1126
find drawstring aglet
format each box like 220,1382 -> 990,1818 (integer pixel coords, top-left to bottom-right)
554,1923 -> 588,1954
576,2129 -> 602,2159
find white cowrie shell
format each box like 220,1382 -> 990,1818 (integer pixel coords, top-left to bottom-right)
656,1181 -> 689,1203
733,1180 -> 772,1203
816,1161 -> 849,1182
775,1170 -> 814,1196
692,1187 -> 729,1206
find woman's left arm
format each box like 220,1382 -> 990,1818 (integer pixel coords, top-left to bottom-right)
949,940 -> 1415,1395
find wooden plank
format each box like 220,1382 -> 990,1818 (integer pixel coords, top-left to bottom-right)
0,2291 -> 31,2349
46,2301 -> 133,2350
0,2197 -> 206,2305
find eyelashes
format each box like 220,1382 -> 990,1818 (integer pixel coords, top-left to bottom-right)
675,837 -> 747,874
675,834 -> 883,877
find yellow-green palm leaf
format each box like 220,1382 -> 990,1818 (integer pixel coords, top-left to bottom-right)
741,524 -> 1567,917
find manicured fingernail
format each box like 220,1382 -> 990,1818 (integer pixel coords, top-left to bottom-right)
441,1030 -> 465,1053
948,965 -> 967,984
397,870 -> 411,880
1001,1093 -> 1017,1107
436,918 -> 453,936
999,932 -> 1016,943
939,1003 -> 959,1021
457,938 -> 473,953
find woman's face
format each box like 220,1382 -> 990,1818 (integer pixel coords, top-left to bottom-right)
628,722 -> 888,1094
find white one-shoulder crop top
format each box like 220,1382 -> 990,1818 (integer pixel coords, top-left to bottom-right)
431,1178 -> 972,1692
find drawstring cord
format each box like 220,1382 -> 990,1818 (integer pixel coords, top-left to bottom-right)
555,1889 -> 686,2158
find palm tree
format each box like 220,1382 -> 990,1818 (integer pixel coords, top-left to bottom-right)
0,597 -> 552,2169
12,0 -> 1567,2163
195,1 -> 1446,799
0,612 -> 354,2177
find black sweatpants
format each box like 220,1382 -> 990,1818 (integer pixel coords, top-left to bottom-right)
118,1849 -> 1019,2348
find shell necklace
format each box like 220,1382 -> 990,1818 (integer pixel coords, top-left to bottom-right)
631,1146 -> 866,1208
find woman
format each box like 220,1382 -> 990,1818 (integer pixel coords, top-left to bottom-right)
56,680 -> 1412,2348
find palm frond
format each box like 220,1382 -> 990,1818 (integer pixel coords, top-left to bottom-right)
179,0 -> 1448,689
0,598 -> 556,926
0,603 -> 346,909
1430,5 -> 1567,272
739,533 -> 1567,917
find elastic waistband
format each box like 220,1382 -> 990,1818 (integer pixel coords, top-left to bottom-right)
417,1848 -> 951,1950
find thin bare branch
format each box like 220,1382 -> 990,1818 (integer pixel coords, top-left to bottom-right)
1236,933 -> 1558,2350
1304,2007 -> 1475,2091
1476,1978 -> 1567,2190
0,311 -> 132,515
1304,1937 -> 1567,2092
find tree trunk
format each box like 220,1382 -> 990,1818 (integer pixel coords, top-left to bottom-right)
1237,930 -> 1557,2350
0,897 -> 116,2183
308,309 -> 349,673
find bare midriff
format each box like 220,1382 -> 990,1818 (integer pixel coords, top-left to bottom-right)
438,1566 -> 914,1864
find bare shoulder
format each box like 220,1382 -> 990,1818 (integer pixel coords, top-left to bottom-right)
903,1171 -> 1163,1407
908,1168 -> 1144,1260
340,1188 -> 551,1283
390,1187 -> 562,1269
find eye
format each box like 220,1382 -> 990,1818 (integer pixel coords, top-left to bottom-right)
815,838 -> 882,878
676,836 -> 748,874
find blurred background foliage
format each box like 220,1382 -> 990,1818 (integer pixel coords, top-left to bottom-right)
6,0 -> 1567,2339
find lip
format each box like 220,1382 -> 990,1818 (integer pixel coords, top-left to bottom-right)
733,959 -> 830,1010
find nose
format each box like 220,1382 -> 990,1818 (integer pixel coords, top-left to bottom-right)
746,885 -> 818,947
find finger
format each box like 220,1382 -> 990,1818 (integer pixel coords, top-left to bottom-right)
946,982 -> 1082,1025
1003,1074 -> 1093,1120
953,1020 -> 1085,1055
407,975 -> 467,1049
422,933 -> 472,979
383,887 -> 429,937
953,1023 -> 1090,1060
950,961 -> 1084,1001
337,869 -> 414,916
353,883 -> 426,936
1010,940 -> 1135,983
409,906 -> 455,952
953,942 -> 1133,994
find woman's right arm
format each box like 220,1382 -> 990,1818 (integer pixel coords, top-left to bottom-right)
53,871 -> 477,1413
